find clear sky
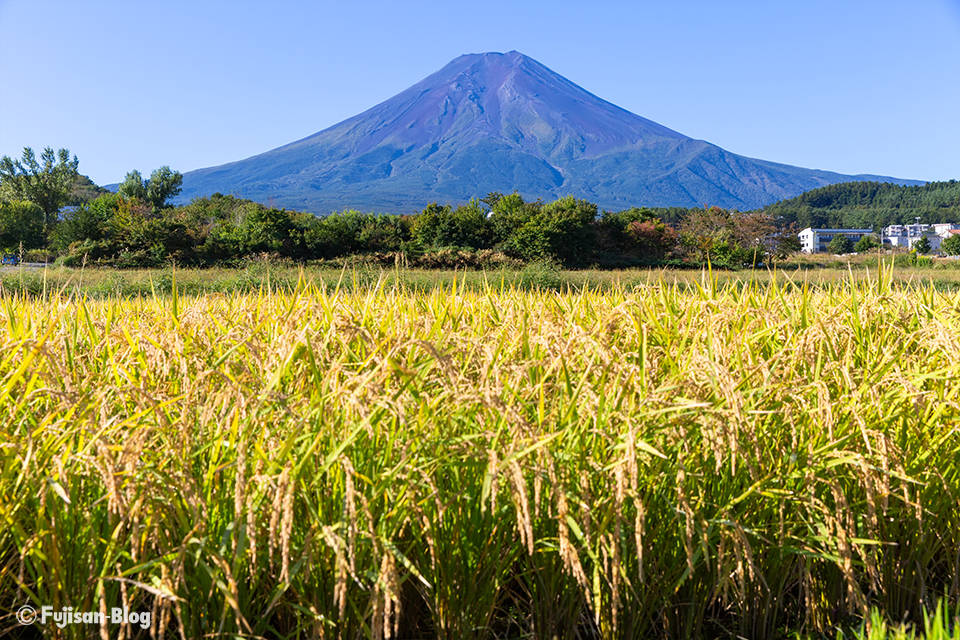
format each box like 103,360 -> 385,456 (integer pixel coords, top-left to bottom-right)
1,0 -> 958,188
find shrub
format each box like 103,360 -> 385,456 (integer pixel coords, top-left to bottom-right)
941,234 -> 960,256
501,196 -> 597,266
625,218 -> 679,261
412,200 -> 494,250
854,234 -> 881,253
518,256 -> 563,290
827,234 -> 854,254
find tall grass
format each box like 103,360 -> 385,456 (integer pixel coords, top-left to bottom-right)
1,266 -> 958,638
7,258 -> 960,301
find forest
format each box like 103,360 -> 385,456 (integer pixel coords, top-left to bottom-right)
763,180 -> 960,230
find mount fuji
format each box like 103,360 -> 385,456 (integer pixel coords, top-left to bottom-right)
176,51 -> 917,213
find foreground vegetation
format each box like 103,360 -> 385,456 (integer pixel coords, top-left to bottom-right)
1,265 -> 959,638
6,254 -> 960,302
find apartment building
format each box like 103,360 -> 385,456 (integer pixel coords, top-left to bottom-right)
798,228 -> 872,254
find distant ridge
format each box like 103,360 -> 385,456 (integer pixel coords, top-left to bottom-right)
177,51 -> 922,212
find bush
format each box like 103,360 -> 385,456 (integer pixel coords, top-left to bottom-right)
0,199 -> 45,251
518,257 -> 563,290
58,239 -> 107,267
827,234 -> 854,254
50,193 -> 116,252
893,252 -> 917,268
501,196 -> 597,266
854,234 -> 881,253
625,218 -> 679,261
305,210 -> 369,258
23,249 -> 54,263
414,248 -> 522,270
412,201 -> 493,250
893,251 -> 934,268
942,234 -> 960,256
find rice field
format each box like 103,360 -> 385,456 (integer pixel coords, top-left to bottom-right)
1,265 -> 959,639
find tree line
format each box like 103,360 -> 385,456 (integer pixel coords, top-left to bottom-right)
4,192 -> 798,271
0,145 -> 826,269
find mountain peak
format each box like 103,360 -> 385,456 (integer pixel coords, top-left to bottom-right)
336,49 -> 687,160
177,53 -> 917,212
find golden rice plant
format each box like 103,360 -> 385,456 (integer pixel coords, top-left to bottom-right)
0,265 -> 958,639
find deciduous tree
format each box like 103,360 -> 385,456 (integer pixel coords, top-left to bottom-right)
941,234 -> 960,256
0,147 -> 79,224
0,200 -> 45,251
146,166 -> 183,210
502,196 -> 597,265
854,234 -> 881,253
118,170 -> 147,201
625,218 -> 678,261
827,234 -> 854,254
413,200 -> 494,250
117,166 -> 183,211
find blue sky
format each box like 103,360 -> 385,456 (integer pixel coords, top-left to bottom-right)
1,0 -> 958,188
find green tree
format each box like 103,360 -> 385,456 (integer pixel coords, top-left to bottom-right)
117,166 -> 183,211
772,234 -> 802,261
146,166 -> 183,210
502,196 -> 597,266
854,234 -> 881,252
357,214 -> 410,252
412,200 -> 493,250
941,234 -> 960,256
678,206 -> 759,265
304,209 -> 369,259
913,236 -> 931,255
595,207 -> 658,260
240,206 -> 295,254
0,200 -> 45,251
50,193 -> 118,252
66,174 -> 111,207
827,234 -> 854,254
117,170 -> 147,201
489,192 -> 541,245
0,147 -> 79,224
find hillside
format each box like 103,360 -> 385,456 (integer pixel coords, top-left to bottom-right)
67,174 -> 112,206
763,180 -> 960,229
176,52 -> 920,213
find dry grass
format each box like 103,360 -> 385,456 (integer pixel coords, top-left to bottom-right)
4,251 -> 960,300
1,264 -> 958,639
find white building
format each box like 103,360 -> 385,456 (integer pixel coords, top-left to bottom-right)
798,228 -> 873,254
933,223 -> 960,237
883,223 -> 928,245
882,222 -> 954,252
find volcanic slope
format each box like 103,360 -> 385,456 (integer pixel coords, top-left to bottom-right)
177,51 -> 918,213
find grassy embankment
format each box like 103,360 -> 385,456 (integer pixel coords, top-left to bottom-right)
1,263 -> 959,639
